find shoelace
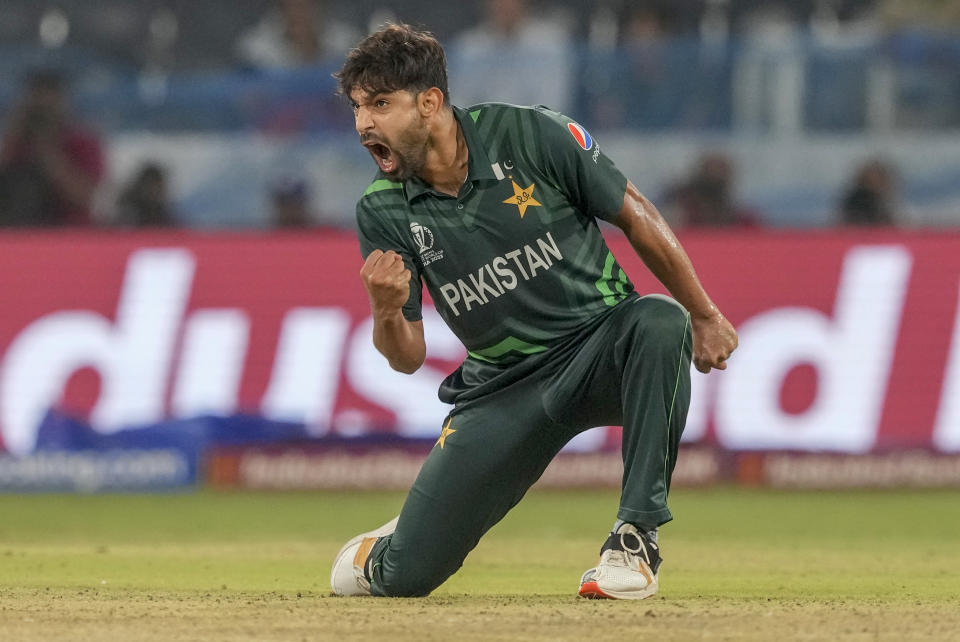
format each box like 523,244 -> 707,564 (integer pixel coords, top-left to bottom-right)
603,549 -> 629,568
603,528 -> 661,574
619,530 -> 652,567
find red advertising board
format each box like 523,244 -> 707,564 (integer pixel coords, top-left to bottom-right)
1,229 -> 959,455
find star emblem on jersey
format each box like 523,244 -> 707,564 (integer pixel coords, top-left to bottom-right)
436,417 -> 456,449
502,181 -> 541,218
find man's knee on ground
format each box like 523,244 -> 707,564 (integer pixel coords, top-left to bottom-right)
376,562 -> 452,598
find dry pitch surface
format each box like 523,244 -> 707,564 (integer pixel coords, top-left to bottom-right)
1,488 -> 958,641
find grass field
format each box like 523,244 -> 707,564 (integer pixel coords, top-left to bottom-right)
1,488 -> 958,641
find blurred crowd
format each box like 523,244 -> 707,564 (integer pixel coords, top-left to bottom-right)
0,0 -> 951,229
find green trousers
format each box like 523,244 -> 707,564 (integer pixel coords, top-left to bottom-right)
369,294 -> 692,597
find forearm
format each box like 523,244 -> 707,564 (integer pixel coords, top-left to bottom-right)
615,182 -> 718,320
613,181 -> 738,372
371,309 -> 425,374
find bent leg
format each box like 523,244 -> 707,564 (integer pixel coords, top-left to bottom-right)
541,295 -> 692,530
368,380 -> 573,597
616,295 -> 692,528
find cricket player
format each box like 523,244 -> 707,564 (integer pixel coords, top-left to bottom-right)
330,24 -> 738,600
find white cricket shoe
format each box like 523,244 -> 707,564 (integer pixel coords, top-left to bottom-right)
578,522 -> 661,600
330,516 -> 399,596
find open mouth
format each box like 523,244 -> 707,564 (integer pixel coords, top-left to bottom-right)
365,141 -> 397,174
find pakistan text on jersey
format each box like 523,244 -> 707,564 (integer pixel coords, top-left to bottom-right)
438,232 -> 563,317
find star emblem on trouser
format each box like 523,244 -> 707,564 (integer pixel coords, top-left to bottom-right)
436,417 -> 456,449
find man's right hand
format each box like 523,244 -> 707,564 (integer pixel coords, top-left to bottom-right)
360,249 -> 411,314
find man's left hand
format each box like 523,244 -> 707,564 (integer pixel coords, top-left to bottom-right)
690,312 -> 738,373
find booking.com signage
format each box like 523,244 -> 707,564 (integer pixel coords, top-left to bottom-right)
1,230 -> 959,456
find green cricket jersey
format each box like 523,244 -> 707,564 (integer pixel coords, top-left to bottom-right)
356,103 -> 635,394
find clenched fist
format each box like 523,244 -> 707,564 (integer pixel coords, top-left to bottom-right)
691,312 -> 738,373
360,250 -> 411,314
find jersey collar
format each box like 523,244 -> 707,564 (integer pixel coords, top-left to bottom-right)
403,105 -> 497,202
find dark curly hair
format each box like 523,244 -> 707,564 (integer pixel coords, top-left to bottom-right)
335,24 -> 450,106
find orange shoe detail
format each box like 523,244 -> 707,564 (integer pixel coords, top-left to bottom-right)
578,580 -> 614,599
353,536 -> 377,568
637,562 -> 654,586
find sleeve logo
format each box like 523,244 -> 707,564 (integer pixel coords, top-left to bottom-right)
567,122 -> 593,151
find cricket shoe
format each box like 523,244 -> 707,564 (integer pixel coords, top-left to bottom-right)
330,515 -> 398,596
578,523 -> 661,600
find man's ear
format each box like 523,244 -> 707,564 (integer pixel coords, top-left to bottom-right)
418,87 -> 445,117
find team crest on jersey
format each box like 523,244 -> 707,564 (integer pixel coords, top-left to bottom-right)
502,180 -> 541,218
567,122 -> 593,151
410,222 -> 444,266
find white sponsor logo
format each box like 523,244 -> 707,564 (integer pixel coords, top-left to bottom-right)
934,283 -> 960,451
692,246 -> 913,452
0,249 -> 460,456
4,244 -> 960,457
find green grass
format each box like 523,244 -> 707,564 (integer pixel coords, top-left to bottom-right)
1,488 -> 958,640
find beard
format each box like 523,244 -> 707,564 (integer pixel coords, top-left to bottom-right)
362,116 -> 429,181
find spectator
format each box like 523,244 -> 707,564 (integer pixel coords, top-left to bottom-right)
612,5 -> 676,128
839,159 -> 898,226
0,70 -> 105,226
448,0 -> 573,112
663,152 -> 761,227
113,162 -> 176,227
235,0 -> 359,70
585,4 -> 725,130
879,0 -> 960,29
270,177 -> 316,227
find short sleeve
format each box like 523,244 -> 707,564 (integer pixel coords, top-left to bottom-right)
356,200 -> 424,322
531,107 -> 628,222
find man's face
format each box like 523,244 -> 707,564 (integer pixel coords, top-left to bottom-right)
350,89 -> 429,181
